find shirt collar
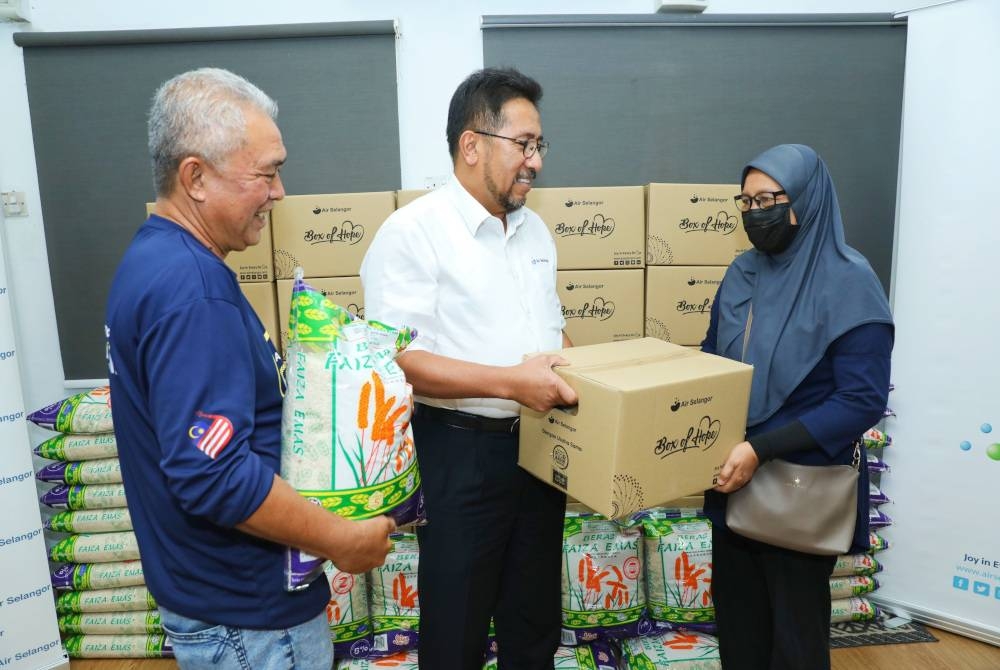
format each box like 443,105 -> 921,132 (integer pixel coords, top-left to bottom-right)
446,174 -> 527,239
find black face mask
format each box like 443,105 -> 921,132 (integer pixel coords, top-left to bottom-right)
742,203 -> 799,254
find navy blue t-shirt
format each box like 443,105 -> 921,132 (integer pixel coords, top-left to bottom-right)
701,293 -> 892,554
105,216 -> 328,627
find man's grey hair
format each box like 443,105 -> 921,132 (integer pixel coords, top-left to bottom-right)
148,67 -> 278,196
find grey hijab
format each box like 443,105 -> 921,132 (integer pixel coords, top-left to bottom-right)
716,144 -> 893,427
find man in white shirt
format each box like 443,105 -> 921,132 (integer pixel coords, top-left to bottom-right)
362,67 -> 576,669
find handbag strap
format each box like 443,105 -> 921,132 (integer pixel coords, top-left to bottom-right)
741,306 -> 753,363
851,440 -> 862,470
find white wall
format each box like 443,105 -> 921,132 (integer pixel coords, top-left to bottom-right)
0,0 -> 906,406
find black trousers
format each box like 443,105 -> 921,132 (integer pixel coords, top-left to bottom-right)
712,524 -> 838,670
413,413 -> 566,670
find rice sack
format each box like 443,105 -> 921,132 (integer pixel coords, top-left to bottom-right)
46,507 -> 133,534
620,631 -> 722,669
28,386 -> 113,434
49,531 -> 140,563
40,483 -> 128,510
830,596 -> 878,623
35,432 -> 118,461
832,553 -> 882,577
640,513 -> 714,631
368,533 -> 420,657
56,585 -> 156,614
59,610 -> 162,635
281,275 -> 421,590
324,563 -> 373,659
63,634 -> 172,659
861,427 -> 891,449
561,511 -> 647,644
829,576 -> 878,599
36,457 -> 122,485
335,649 -> 419,669
51,560 -> 145,590
867,531 -> 889,553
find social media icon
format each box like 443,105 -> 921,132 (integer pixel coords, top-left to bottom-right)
953,576 -> 969,590
973,581 -> 990,596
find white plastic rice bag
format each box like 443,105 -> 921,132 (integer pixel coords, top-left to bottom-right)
280,274 -> 422,590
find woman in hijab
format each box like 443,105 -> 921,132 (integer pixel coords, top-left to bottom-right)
701,144 -> 893,669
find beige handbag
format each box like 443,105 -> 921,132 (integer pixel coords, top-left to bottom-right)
726,306 -> 860,555
725,444 -> 861,555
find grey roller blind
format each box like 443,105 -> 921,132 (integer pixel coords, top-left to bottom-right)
483,14 -> 905,295
15,22 -> 400,380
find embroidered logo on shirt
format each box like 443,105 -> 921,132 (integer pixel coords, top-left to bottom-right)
188,411 -> 234,459
531,258 -> 550,265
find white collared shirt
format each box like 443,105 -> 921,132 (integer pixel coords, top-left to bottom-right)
361,175 -> 565,417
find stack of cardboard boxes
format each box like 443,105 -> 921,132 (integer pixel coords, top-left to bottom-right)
644,184 -> 751,350
526,187 -> 646,347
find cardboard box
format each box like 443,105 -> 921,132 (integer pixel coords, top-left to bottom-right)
518,338 -> 752,520
270,192 -> 394,279
239,282 -> 279,346
646,184 -> 751,265
395,189 -> 431,208
146,202 -> 275,281
645,266 -> 725,346
276,276 -> 364,351
526,186 -> 645,270
557,269 -> 644,346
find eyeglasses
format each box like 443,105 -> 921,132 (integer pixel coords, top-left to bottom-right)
734,190 -> 787,212
473,130 -> 549,159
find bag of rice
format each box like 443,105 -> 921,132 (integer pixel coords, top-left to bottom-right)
866,453 -> 889,474
829,575 -> 879,599
869,508 -> 893,529
867,531 -> 889,553
561,511 -> 648,645
35,432 -> 118,461
832,553 -> 882,577
62,633 -> 172,659
640,513 -> 714,630
861,427 -> 891,449
36,457 -> 122,485
620,630 -> 722,669
40,483 -> 128,510
46,507 -> 133,534
830,596 -> 878,623
335,649 -> 418,669
49,531 -> 140,563
325,563 -> 373,659
59,610 -> 162,635
368,533 -> 420,657
56,585 -> 156,614
28,386 -> 113,434
281,274 -> 422,590
51,560 -> 145,590
868,482 -> 890,507
552,642 -> 619,669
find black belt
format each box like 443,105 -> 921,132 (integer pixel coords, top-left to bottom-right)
415,403 -> 520,433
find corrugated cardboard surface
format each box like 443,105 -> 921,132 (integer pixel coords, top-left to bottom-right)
557,269 -> 644,346
395,189 -> 430,208
276,276 -> 364,351
527,186 -> 645,270
270,192 -> 394,279
645,266 -> 726,346
646,184 -> 750,266
519,338 -> 752,520
239,281 -> 279,347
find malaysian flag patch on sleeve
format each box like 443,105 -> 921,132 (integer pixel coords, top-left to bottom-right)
187,411 -> 234,459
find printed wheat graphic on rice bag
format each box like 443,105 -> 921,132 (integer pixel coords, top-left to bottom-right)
280,273 -> 421,590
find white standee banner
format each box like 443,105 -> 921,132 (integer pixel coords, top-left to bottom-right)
0,228 -> 66,666
875,0 -> 1000,646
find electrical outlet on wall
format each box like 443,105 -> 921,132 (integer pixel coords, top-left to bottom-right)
0,0 -> 30,22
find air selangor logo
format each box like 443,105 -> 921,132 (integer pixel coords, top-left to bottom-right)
689,194 -> 729,204
564,199 -> 605,208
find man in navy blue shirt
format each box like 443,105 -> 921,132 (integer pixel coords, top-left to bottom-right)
105,68 -> 395,669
